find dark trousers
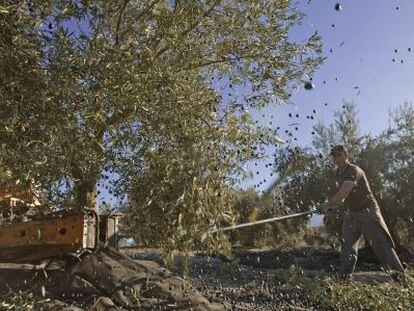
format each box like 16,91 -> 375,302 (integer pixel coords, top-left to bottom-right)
340,208 -> 404,276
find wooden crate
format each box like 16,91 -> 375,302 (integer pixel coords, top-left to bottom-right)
0,211 -> 97,263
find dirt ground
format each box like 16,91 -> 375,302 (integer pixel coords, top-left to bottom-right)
0,246 -> 412,310
125,246 -> 413,310
0,247 -> 221,310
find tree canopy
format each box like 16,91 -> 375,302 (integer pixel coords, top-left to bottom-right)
0,0 -> 322,252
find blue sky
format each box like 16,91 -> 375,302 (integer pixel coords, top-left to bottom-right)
233,0 -> 414,226
241,0 -> 414,193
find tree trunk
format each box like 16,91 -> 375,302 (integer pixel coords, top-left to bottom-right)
74,179 -> 97,211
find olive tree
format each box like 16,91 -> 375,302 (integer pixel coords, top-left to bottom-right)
0,0 -> 322,252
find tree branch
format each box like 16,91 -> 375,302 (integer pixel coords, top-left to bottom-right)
114,0 -> 130,46
115,0 -> 163,45
136,0 -> 163,21
178,52 -> 264,72
154,0 -> 222,59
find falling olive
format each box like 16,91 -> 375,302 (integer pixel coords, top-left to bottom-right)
304,82 -> 314,90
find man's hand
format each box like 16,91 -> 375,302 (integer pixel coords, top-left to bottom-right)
318,202 -> 333,214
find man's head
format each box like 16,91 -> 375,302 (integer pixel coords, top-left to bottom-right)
329,145 -> 349,168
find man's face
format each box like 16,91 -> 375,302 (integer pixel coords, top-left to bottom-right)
330,152 -> 348,167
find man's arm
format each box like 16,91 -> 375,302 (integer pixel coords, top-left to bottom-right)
319,181 -> 355,213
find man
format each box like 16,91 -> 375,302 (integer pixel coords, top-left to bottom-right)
319,145 -> 404,279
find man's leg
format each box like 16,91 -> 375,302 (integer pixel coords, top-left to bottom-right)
339,217 -> 361,277
360,219 -> 404,272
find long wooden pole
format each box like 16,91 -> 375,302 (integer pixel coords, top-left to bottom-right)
211,210 -> 317,233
